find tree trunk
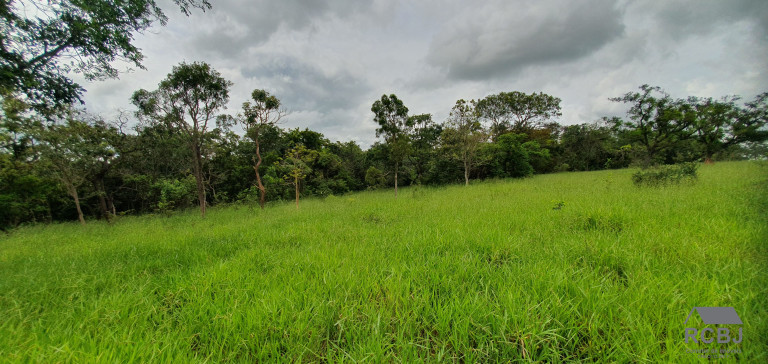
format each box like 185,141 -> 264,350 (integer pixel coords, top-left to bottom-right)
704,152 -> 714,164
192,144 -> 206,218
253,137 -> 266,209
464,159 -> 469,186
93,178 -> 111,222
70,187 -> 86,225
295,175 -> 299,209
394,162 -> 398,198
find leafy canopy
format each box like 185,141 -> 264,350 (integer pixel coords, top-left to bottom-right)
0,0 -> 211,111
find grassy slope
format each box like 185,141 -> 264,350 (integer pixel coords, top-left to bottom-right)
0,162 -> 766,362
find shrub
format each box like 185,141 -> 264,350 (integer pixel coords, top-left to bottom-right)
631,162 -> 698,187
481,133 -> 533,178
365,166 -> 385,189
153,176 -> 197,213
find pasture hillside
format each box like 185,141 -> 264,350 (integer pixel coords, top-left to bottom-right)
1,162 -> 766,362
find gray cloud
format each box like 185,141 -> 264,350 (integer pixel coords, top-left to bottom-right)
241,55 -> 371,113
74,0 -> 768,149
426,0 -> 625,81
635,0 -> 768,41
182,0 -> 377,59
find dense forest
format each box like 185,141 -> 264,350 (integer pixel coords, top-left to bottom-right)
1,1 -> 766,229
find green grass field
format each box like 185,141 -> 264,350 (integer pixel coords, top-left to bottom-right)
1,162 -> 766,362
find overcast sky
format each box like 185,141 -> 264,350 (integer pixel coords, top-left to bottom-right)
74,0 -> 768,148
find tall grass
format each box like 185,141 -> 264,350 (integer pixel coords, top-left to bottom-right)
1,161 -> 766,362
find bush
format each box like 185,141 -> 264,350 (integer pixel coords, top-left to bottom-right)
481,133 -> 534,178
632,162 -> 698,187
365,166 -> 385,189
153,176 -> 197,212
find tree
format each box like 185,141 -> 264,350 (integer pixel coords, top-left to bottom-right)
480,133 -> 533,178
610,85 -> 697,165
132,61 -> 232,218
475,93 -> 512,139
0,0 -> 211,112
407,113 -> 442,185
560,123 -> 621,171
240,89 -> 285,209
732,92 -> 768,152
328,140 -> 366,191
442,99 -> 486,186
32,111 -> 114,225
476,91 -> 562,138
503,91 -> 561,134
371,94 -> 410,197
690,96 -> 740,163
0,95 -> 56,229
279,144 -> 317,209
364,166 -> 385,189
82,117 -> 122,221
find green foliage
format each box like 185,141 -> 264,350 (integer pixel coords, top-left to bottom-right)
371,94 -> 410,140
481,133 -> 533,178
0,154 -> 56,229
239,89 -> 285,208
365,166 -> 385,189
132,61 -> 232,217
371,94 -> 412,193
559,123 -> 630,171
407,113 -> 441,184
277,144 -> 318,207
1,84 -> 765,226
241,89 -> 283,142
611,85 -> 699,165
442,99 -> 486,185
153,176 -> 196,213
631,162 -> 699,187
476,91 -> 562,137
522,140 -> 551,173
133,62 -> 232,127
731,92 -> 768,148
0,0 -> 211,111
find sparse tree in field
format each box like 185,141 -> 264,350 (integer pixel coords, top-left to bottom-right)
371,94 -> 410,197
240,89 -> 285,209
442,99 -> 486,186
131,62 -> 232,218
0,0 -> 211,112
279,144 -> 317,209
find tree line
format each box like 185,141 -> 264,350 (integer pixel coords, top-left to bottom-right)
1,1 -> 766,229
1,60 -> 766,229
